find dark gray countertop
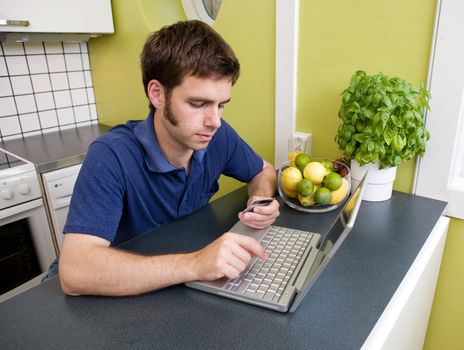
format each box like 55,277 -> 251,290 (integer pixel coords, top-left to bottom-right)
0,187 -> 447,349
0,123 -> 112,173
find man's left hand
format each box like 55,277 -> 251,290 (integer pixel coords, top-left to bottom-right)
238,196 -> 280,229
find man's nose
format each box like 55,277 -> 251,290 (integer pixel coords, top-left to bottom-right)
205,107 -> 222,129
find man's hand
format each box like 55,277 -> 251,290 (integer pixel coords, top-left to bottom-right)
238,196 -> 280,229
189,232 -> 267,281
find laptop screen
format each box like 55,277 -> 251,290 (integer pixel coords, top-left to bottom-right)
289,172 -> 369,312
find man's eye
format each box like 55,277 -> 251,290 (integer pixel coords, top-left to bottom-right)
189,102 -> 204,108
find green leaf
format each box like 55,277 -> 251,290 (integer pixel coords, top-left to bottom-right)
375,123 -> 384,137
345,141 -> 356,157
355,120 -> 365,132
363,108 -> 375,119
342,92 -> 351,104
392,135 -> 404,152
363,125 -> 373,136
378,143 -> 386,155
354,133 -> 366,143
367,141 -> 375,152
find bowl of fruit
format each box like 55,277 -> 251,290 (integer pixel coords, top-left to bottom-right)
278,153 -> 351,213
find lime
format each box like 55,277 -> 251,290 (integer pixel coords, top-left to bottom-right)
320,159 -> 334,172
295,153 -> 311,173
296,178 -> 314,196
314,187 -> 332,205
323,172 -> 343,191
281,166 -> 303,192
298,194 -> 316,207
303,162 -> 326,185
330,178 -> 349,204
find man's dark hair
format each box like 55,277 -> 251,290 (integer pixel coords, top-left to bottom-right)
140,20 -> 240,112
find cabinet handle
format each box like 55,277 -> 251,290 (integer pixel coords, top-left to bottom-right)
0,19 -> 30,27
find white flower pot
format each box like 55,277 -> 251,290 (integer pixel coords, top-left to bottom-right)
350,160 -> 397,201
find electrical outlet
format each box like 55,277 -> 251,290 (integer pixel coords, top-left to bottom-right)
290,132 -> 312,155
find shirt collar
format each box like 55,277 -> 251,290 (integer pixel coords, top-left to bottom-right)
133,111 -> 207,173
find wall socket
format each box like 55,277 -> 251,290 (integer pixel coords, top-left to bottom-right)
289,132 -> 312,155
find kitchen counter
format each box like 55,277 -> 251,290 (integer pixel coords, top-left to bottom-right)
0,123 -> 112,173
0,187 -> 448,349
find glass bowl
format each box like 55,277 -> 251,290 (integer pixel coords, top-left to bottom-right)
277,159 -> 351,213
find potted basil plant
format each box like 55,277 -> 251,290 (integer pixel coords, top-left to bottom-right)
335,70 -> 431,201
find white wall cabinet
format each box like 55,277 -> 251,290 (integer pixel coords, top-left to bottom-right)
0,0 -> 113,34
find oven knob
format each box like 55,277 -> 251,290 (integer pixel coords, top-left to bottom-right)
18,183 -> 31,195
0,188 -> 14,200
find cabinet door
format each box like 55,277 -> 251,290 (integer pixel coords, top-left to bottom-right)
0,0 -> 113,34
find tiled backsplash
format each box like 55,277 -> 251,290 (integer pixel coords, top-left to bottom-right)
0,41 -> 98,142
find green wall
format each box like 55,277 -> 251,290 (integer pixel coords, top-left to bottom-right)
424,219 -> 464,349
88,0 -> 462,347
296,0 -> 435,194
209,0 -> 276,197
88,0 -> 186,126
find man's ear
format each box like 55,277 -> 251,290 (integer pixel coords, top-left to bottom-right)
147,80 -> 165,109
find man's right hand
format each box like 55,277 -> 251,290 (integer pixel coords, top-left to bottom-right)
188,232 -> 267,281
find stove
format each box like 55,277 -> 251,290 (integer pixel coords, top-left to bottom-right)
0,149 -> 56,302
0,150 -> 41,210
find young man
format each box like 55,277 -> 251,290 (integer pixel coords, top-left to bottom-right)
59,20 -> 279,296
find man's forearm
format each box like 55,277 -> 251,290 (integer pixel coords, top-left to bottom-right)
60,230 -> 266,297
247,160 -> 277,199
60,239 -> 197,296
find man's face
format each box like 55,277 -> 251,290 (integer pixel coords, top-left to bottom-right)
157,75 -> 232,152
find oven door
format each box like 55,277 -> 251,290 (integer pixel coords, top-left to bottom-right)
0,198 -> 56,302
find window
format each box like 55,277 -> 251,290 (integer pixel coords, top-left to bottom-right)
182,0 -> 223,25
414,0 -> 464,219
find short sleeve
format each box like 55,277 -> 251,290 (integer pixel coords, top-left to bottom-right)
221,121 -> 264,182
63,141 -> 125,243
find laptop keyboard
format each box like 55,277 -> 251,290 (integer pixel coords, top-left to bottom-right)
224,225 -> 314,303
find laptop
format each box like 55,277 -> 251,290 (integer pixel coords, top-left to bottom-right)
186,172 -> 369,313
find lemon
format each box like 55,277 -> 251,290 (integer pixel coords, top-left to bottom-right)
282,186 -> 298,199
323,172 -> 343,191
296,178 -> 314,196
343,187 -> 359,214
303,162 -> 327,185
288,151 -> 302,167
314,187 -> 332,205
330,178 -> 349,204
298,194 -> 316,207
281,166 -> 303,192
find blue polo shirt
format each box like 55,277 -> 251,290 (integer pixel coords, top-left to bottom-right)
63,112 -> 263,246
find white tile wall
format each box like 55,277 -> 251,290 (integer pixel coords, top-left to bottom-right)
0,41 -> 98,141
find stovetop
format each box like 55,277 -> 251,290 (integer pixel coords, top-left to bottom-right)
0,150 -> 36,178
0,152 -> 27,170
